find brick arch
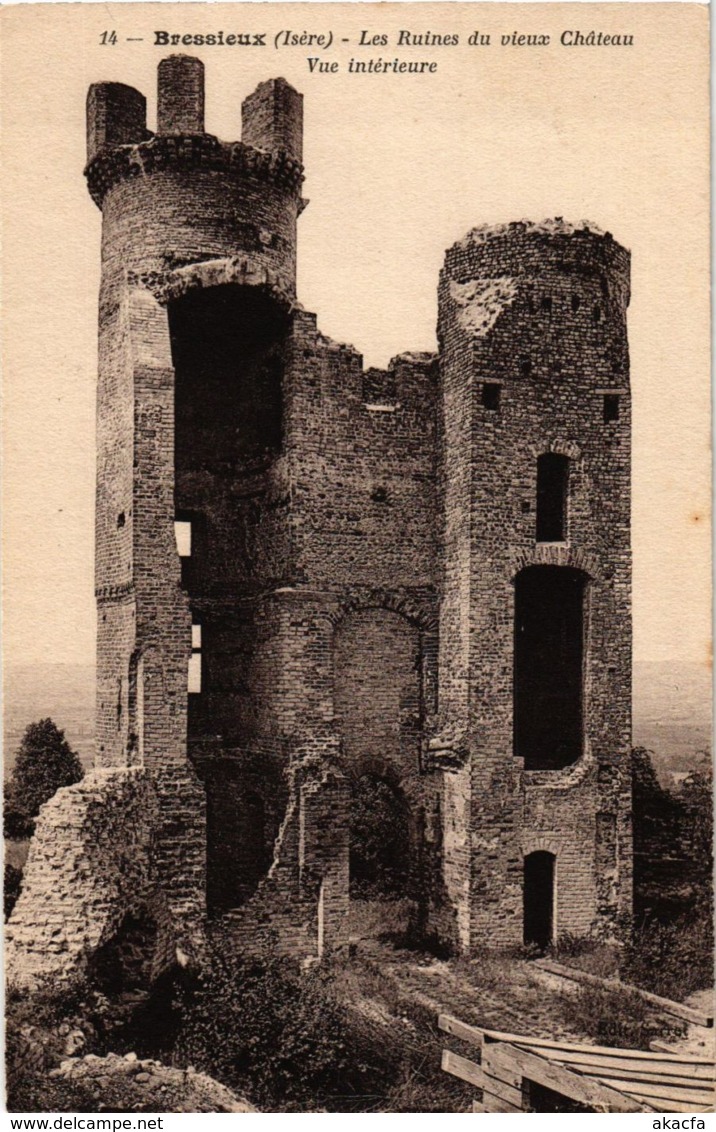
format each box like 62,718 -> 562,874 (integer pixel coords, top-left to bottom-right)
328,589 -> 438,632
527,437 -> 582,461
130,255 -> 296,312
522,835 -> 562,859
510,545 -> 601,580
549,437 -> 581,460
350,753 -> 404,788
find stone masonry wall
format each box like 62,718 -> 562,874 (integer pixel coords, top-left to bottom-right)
6,770 -> 176,990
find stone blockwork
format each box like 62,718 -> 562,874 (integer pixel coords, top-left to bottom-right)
9,66 -> 633,983
5,770 -> 177,990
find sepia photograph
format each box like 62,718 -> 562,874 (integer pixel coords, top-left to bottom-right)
1,2 -> 712,1115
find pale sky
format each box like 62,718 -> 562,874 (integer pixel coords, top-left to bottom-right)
2,3 -> 711,668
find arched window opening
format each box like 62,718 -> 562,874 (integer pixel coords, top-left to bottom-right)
170,284 -> 286,471
536,453 -> 569,542
523,851 -> 555,952
514,566 -> 586,770
127,651 -> 144,764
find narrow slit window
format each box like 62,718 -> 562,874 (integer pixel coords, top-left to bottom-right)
482,382 -> 501,411
188,621 -> 202,693
603,394 -> 620,423
536,454 -> 569,543
175,519 -> 192,557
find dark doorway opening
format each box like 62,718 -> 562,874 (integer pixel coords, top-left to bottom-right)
89,910 -> 158,994
514,566 -> 586,770
206,769 -> 274,914
523,851 -> 555,952
349,773 -> 411,900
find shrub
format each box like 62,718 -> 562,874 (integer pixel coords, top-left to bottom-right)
349,775 -> 411,899
5,978 -> 113,1111
170,934 -> 393,1111
621,906 -> 714,1002
561,981 -> 683,1049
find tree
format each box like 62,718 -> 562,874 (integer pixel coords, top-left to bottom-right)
4,865 -> 22,920
9,718 -> 84,822
3,787 -> 35,840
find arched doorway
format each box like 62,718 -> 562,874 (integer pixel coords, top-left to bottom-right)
523,851 -> 556,952
349,773 -> 411,900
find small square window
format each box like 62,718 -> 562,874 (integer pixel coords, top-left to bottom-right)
603,394 -> 620,423
482,383 -> 501,411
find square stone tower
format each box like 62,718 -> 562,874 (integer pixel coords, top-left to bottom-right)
435,221 -> 632,950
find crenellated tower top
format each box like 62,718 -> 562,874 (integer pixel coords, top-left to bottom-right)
85,56 -> 305,304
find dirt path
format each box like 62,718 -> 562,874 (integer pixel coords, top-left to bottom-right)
650,989 -> 715,1060
352,937 -> 591,1043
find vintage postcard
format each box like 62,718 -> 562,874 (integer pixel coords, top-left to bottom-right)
2,1 -> 712,1116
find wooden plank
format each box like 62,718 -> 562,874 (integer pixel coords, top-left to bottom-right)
441,1048 -> 492,1091
534,960 -> 713,1029
570,1062 -> 716,1089
441,1048 -> 525,1112
626,1092 -> 714,1116
480,1070 -> 523,1108
439,1011 -> 714,1066
438,1013 -> 485,1051
486,1042 -> 648,1112
483,1091 -> 523,1113
591,1078 -> 715,1108
471,1101 -> 487,1113
482,1026 -> 713,1064
483,1046 -> 523,1090
535,1047 -> 715,1081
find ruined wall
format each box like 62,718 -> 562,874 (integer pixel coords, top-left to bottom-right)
6,770 -> 176,990
24,58 -> 635,979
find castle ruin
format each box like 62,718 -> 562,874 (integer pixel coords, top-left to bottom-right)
7,57 -> 633,987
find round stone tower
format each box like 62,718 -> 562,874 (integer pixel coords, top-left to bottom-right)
435,220 -> 632,950
85,56 -> 305,925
